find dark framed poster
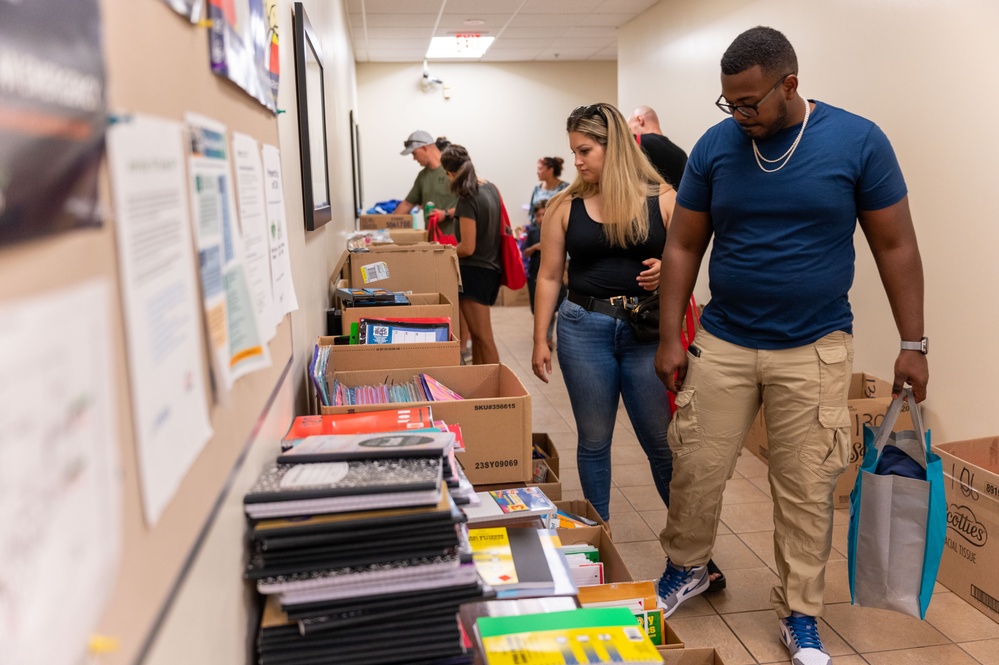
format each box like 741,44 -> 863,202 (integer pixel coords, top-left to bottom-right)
207,0 -> 279,112
349,110 -> 363,219
0,0 -> 106,246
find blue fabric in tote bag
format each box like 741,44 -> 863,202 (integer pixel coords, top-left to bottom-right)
847,387 -> 946,619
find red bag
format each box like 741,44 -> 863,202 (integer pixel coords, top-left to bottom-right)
668,295 -> 700,415
427,210 -> 457,246
497,193 -> 527,290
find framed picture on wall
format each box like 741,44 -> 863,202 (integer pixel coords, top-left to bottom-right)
349,110 -> 363,219
292,2 -> 331,231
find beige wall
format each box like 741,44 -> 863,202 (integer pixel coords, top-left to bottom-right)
356,61 -> 617,228
619,0 -> 999,442
141,1 -> 358,662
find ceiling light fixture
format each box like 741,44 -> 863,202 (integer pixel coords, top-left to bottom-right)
426,33 -> 494,59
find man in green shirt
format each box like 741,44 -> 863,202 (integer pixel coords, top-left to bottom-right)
393,130 -> 457,216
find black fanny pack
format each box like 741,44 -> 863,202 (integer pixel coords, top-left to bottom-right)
567,291 -> 660,343
627,292 -> 660,343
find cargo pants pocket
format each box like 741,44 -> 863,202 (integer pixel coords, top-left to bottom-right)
668,389 -> 702,457
799,342 -> 852,476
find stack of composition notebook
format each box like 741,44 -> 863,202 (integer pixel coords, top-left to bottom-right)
245,415 -> 491,665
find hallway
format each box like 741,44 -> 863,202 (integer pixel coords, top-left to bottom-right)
489,304 -> 999,665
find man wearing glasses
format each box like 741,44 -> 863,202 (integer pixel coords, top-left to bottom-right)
653,26 -> 927,665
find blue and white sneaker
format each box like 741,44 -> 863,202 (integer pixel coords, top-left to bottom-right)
779,614 -> 831,665
656,561 -> 708,618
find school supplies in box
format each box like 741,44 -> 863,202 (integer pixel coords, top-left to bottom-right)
336,287 -> 408,307
467,527 -> 576,599
309,344 -> 332,407
243,458 -> 443,519
476,607 -> 661,665
360,317 -> 450,344
463,487 -> 558,525
281,409 -> 435,450
420,373 -> 464,401
331,373 -> 464,406
577,581 -> 665,646
278,431 -> 456,464
554,508 -> 600,529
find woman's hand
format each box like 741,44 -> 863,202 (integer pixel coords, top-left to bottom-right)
532,340 -> 552,383
637,258 -> 660,291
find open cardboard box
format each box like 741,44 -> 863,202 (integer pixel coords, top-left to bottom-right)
331,244 -> 461,327
533,432 -> 561,477
531,458 -> 562,501
747,372 -> 912,508
474,463 -> 562,502
658,648 -> 728,664
556,525 -> 632,583
555,499 -> 611,536
320,363 -> 532,485
318,334 -> 460,372
495,285 -> 529,307
338,293 -> 455,330
358,213 -> 413,229
933,435 -> 999,624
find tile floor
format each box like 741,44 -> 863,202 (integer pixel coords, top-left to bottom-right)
489,305 -> 999,665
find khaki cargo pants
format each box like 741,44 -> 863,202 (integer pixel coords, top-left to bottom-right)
660,328 -> 853,617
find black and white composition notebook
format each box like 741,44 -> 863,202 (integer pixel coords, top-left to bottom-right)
243,458 -> 443,519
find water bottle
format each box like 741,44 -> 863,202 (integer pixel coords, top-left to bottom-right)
412,207 -> 425,230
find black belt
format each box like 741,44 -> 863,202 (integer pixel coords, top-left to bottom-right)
567,292 -> 639,321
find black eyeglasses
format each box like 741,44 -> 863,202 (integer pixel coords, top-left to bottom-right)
569,104 -> 607,127
715,74 -> 790,117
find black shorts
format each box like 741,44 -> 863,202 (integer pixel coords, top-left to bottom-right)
459,264 -> 501,306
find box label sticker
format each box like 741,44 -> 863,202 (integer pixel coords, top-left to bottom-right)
359,262 -> 390,283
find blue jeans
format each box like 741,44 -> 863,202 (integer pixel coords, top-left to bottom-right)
557,298 -> 673,520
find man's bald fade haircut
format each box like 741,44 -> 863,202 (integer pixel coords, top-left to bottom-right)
720,26 -> 798,79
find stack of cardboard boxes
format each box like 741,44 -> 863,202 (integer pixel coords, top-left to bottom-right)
322,231 -> 734,661
934,436 -> 999,624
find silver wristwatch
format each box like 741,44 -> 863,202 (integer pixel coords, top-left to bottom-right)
900,337 -> 928,354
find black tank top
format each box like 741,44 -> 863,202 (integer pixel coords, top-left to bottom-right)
565,196 -> 666,298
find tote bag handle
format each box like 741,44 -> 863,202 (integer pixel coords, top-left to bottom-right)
870,386 -> 928,463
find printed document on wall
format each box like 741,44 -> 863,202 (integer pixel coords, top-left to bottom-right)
261,144 -> 298,316
232,131 -> 278,340
186,113 -> 271,391
107,114 -> 213,525
0,280 -> 121,665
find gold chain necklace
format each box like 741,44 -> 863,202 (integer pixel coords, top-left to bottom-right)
752,97 -> 810,173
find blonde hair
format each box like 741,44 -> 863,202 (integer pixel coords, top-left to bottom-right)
549,103 -> 666,248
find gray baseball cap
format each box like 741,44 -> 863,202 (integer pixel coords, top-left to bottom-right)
401,130 -> 434,155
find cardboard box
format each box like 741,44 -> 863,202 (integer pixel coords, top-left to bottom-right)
933,436 -> 999,624
554,499 -> 611,535
331,244 -> 461,327
531,458 -> 562,501
320,364 -> 532,485
533,432 -> 561,477
318,334 -> 460,372
658,648 -> 728,665
359,213 -> 413,230
752,372 -> 912,509
386,229 -> 428,244
495,285 -> 529,307
657,622 -> 684,650
471,478 -> 562,503
556,525 -> 632,583
339,293 -> 455,330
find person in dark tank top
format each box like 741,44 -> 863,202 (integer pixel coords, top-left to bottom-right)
529,102 -> 724,592
440,144 -> 502,365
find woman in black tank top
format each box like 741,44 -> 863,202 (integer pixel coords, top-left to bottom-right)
530,102 -> 725,593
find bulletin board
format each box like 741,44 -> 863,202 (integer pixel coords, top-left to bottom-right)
0,0 -> 294,663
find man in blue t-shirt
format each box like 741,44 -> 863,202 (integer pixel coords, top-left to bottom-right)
652,27 -> 927,665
